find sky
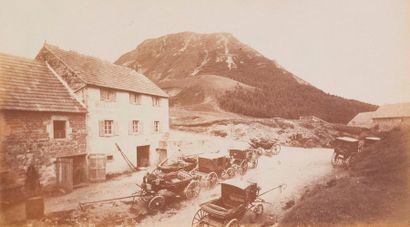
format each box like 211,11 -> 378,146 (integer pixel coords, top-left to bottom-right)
0,0 -> 409,105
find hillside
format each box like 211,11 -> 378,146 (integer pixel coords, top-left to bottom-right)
280,128 -> 410,226
116,32 -> 377,123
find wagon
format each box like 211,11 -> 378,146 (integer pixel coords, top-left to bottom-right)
134,170 -> 201,212
192,153 -> 236,188
156,156 -> 197,173
331,137 -> 360,167
229,149 -> 258,175
192,179 -> 263,227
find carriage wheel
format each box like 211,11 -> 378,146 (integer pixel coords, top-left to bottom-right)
239,160 -> 248,175
344,155 -> 355,167
225,218 -> 239,227
147,195 -> 165,213
331,153 -> 342,167
206,172 -> 218,188
254,204 -> 264,217
221,170 -> 229,180
192,209 -> 209,227
249,158 -> 258,169
272,144 -> 281,155
185,180 -> 201,199
227,167 -> 236,178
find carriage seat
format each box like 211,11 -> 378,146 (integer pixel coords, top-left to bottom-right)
223,193 -> 245,208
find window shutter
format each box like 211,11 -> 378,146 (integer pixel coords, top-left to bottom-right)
114,120 -> 119,136
140,122 -> 144,134
128,121 -> 133,135
99,120 -> 105,137
159,121 -> 161,133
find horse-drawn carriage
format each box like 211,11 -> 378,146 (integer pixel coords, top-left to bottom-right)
331,136 -> 360,167
134,170 -> 201,212
192,179 -> 286,227
191,153 -> 236,188
155,156 -> 197,173
229,149 -> 258,175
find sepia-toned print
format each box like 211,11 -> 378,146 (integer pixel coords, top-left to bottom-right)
1,0 -> 409,226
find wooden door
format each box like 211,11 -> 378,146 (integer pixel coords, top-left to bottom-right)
88,154 -> 106,182
56,158 -> 73,193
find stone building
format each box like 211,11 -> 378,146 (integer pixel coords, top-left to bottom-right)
0,53 -> 87,194
372,102 -> 410,131
36,43 -> 170,176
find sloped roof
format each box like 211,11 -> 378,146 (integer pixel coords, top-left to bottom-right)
347,111 -> 375,128
373,102 -> 410,119
0,53 -> 86,113
42,44 -> 168,97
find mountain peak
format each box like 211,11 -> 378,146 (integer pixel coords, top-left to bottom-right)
115,33 -> 376,123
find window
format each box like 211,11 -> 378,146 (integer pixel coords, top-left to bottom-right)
53,120 -> 66,139
129,92 -> 141,105
152,97 -> 160,107
104,120 -> 113,135
100,88 -> 116,102
132,120 -> 140,133
154,121 -> 160,132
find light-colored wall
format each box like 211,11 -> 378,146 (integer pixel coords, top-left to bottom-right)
81,86 -> 169,173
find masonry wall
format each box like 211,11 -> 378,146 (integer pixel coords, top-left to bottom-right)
0,110 -> 86,189
84,87 -> 170,173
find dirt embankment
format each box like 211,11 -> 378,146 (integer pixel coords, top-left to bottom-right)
171,109 -> 372,149
280,128 -> 410,226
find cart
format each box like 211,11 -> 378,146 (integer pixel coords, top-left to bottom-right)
192,153 -> 236,188
331,137 -> 359,167
229,149 -> 258,175
156,156 -> 197,173
79,169 -> 201,213
116,169 -> 201,213
192,179 -> 286,227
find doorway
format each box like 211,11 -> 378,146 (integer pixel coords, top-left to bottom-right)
136,145 -> 150,167
156,148 -> 167,164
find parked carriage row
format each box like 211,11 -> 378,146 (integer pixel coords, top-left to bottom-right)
131,144 -> 282,213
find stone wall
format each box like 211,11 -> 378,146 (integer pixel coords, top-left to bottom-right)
0,110 -> 86,190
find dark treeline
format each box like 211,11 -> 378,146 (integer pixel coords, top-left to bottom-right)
218,84 -> 377,124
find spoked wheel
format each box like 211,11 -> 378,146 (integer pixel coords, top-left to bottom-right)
225,218 -> 239,227
331,152 -> 343,167
185,180 -> 201,199
147,195 -> 165,213
238,160 -> 248,175
272,144 -> 281,155
343,155 -> 355,167
227,167 -> 235,178
192,209 -> 209,227
254,204 -> 264,217
206,172 -> 218,188
249,158 -> 258,169
256,147 -> 264,156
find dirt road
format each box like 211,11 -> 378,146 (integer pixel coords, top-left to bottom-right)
2,146 -> 334,226
137,146 -> 334,226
